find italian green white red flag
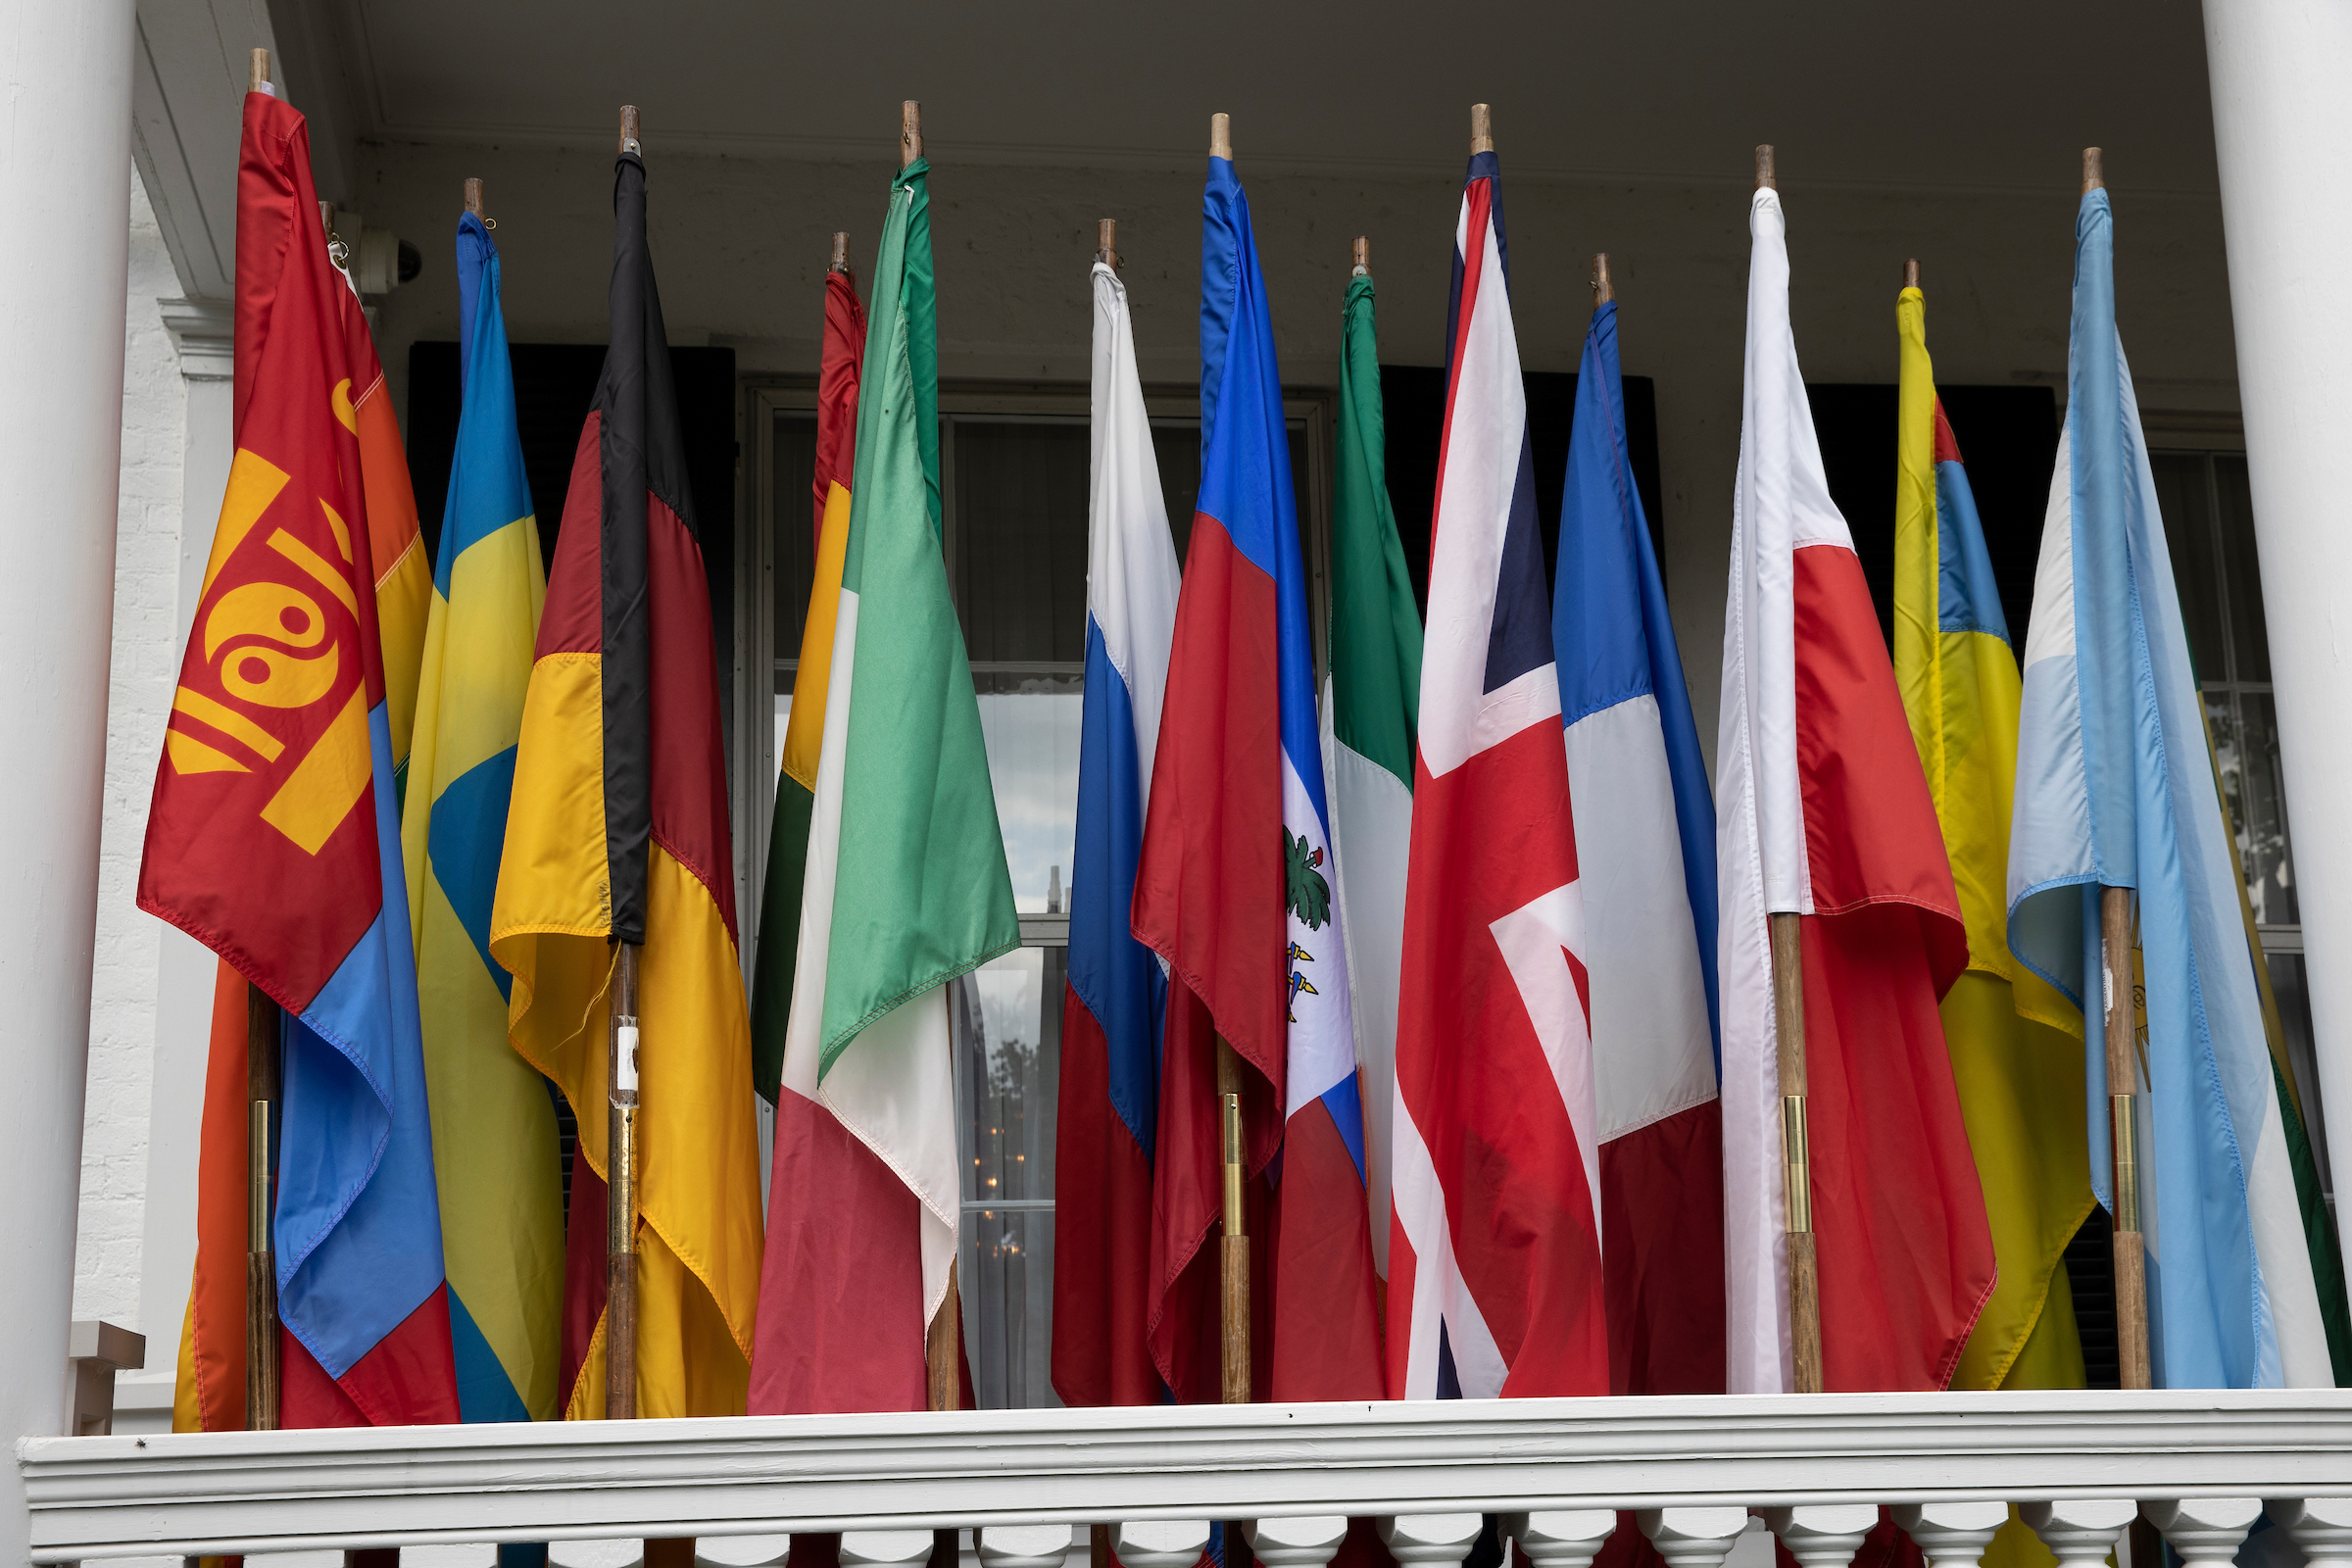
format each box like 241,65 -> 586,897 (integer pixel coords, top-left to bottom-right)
1318,266 -> 1420,1291
748,154 -> 1019,1413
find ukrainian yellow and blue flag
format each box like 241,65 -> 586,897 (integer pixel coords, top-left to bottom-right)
401,208 -> 562,1423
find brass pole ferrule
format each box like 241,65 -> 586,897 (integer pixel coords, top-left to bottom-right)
1782,1095 -> 1812,1235
2111,1094 -> 2141,1232
1221,1092 -> 1246,1236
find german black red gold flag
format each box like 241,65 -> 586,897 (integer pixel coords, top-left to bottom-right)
490,139 -> 761,1419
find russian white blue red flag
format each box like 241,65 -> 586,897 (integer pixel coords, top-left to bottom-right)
1052,259 -> 1181,1407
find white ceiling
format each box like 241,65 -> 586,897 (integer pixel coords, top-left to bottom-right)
299,0 -> 2222,195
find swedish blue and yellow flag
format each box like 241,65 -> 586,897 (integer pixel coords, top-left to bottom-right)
401,209 -> 562,1421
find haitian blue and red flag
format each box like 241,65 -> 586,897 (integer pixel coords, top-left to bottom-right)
1052,259 -> 1181,1407
1388,145 -> 1608,1399
139,85 -> 459,1429
1131,151 -> 1384,1402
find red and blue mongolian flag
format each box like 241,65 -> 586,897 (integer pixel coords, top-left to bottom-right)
1131,149 -> 1383,1402
139,85 -> 458,1428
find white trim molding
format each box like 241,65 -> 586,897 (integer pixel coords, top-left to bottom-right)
20,1390 -> 2352,1562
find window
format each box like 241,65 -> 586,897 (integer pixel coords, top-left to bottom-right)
745,378 -> 1329,1407
2152,445 -> 2330,1198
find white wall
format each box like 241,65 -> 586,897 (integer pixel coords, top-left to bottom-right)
359,142 -> 2242,756
75,166 -> 185,1334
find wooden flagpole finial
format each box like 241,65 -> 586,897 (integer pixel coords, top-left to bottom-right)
2082,146 -> 2105,195
249,48 -> 270,92
464,178 -> 485,219
1097,219 -> 1118,268
1210,113 -> 1232,160
1755,144 -> 1777,190
1903,257 -> 1920,289
1351,236 -> 1369,276
1593,253 -> 1614,305
901,100 -> 922,167
1470,103 -> 1494,154
618,105 -> 641,155
829,231 -> 850,273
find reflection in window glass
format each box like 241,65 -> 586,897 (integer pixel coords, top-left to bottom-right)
976,672 -> 1081,915
2268,952 -> 2330,1194
956,422 -> 1088,664
952,948 -> 1063,1409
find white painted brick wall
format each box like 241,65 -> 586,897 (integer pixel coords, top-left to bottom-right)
74,166 -> 188,1335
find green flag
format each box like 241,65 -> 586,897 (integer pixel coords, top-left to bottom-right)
1320,268 -> 1422,1280
758,155 -> 1019,1396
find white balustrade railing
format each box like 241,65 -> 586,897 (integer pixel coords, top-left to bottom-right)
16,1391 -> 2352,1566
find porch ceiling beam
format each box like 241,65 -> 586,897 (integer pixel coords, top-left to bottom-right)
22,1390 -> 2352,1561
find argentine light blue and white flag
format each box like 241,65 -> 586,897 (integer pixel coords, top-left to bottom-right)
2007,183 -> 2328,1389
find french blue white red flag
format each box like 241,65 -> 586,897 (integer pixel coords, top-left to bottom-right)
1132,150 -> 1382,1402
1387,146 -> 1608,1399
1553,298 -> 1727,1395
1053,259 -> 1181,1407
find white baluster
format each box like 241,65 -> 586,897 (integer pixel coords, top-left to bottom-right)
1253,1518 -> 1350,1568
1505,1510 -> 1619,1568
1638,1508 -> 1752,1568
2264,1499 -> 2352,1568
979,1526 -> 1077,1568
1381,1515 -> 1486,1568
2021,1500 -> 2139,1568
841,1532 -> 939,1568
1114,1522 -> 1213,1568
2143,1499 -> 2263,1568
1764,1506 -> 1880,1568
1890,1502 -> 2011,1568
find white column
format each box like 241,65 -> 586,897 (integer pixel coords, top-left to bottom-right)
0,0 -> 139,1551
2204,0 -> 2352,1274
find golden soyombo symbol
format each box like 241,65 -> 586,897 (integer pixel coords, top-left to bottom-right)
166,384 -> 374,856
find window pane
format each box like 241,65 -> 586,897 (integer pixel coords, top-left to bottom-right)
955,421 -> 1088,663
976,670 -> 1082,913
2266,952 -> 2331,1197
2216,456 -> 2271,682
2222,689 -> 2300,926
772,412 -> 819,674
1154,422 -> 1199,564
952,947 -> 1065,1410
2152,453 -> 2226,683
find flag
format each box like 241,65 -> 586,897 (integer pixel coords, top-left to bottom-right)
1552,297 -> 1726,1396
2006,183 -> 2333,1388
1051,257 -> 1180,1407
332,253 -> 429,808
1891,282 -> 2093,1399
751,262 -> 867,1104
1387,145 -> 1605,1400
142,85 -> 460,1428
400,209 -> 562,1423
490,145 -> 762,1420
1132,151 -> 1379,1403
1717,178 -> 1993,1396
748,153 -> 1019,1414
1319,264 -> 1420,1310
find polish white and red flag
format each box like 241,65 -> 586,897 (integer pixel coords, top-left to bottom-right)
1387,146 -> 1608,1398
1715,181 -> 1993,1394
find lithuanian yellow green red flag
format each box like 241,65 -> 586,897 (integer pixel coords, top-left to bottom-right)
1894,282 -> 2095,1393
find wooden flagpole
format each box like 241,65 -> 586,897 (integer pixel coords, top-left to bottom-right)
1098,218 -> 1118,269
2075,141 -> 2153,1396
1592,253 -> 1614,306
830,230 -> 851,273
1352,235 -> 1369,277
902,99 -> 922,168
464,178 -> 484,220
246,981 -> 280,1431
1756,141 -> 1825,1397
238,44 -> 282,1441
606,103 -> 646,1431
1903,257 -> 1920,290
